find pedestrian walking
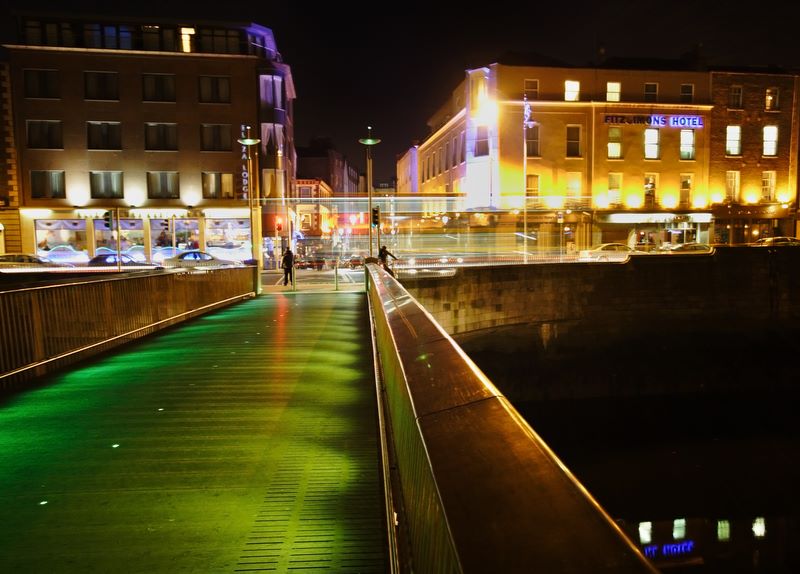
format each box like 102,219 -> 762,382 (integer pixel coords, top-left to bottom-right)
281,248 -> 294,286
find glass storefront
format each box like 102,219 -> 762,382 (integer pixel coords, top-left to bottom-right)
94,218 -> 146,261
35,219 -> 89,264
150,219 -> 199,263
205,218 -> 252,262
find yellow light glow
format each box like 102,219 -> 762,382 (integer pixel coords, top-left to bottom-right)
130,208 -> 189,218
776,189 -> 791,203
125,185 -> 147,207
594,194 -> 611,209
710,190 -> 725,203
743,189 -> 759,204
20,209 -> 54,218
661,193 -> 678,209
543,196 -> 564,209
692,194 -> 708,209
474,89 -> 497,126
67,184 -> 90,207
625,193 -> 643,209
183,187 -> 202,207
202,208 -> 249,218
75,209 -> 106,218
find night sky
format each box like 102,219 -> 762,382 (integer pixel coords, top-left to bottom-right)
4,0 -> 800,181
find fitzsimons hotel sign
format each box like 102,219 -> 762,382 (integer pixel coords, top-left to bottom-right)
604,114 -> 704,128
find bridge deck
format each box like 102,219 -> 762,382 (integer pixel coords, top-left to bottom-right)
0,292 -> 386,573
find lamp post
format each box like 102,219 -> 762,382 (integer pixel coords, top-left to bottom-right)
359,126 -> 381,258
238,125 -> 262,294
522,95 -> 534,264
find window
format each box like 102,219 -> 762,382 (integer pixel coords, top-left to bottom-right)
197,28 -> 240,54
725,171 -> 740,202
680,129 -> 695,160
84,71 -> 119,100
762,171 -> 776,201
608,173 -> 622,205
526,174 -> 539,198
566,172 -> 581,200
24,69 -> 59,98
726,126 -> 741,156
180,27 -> 195,53
200,124 -> 231,151
460,131 -> 466,163
564,80 -> 580,101
444,142 -> 450,170
526,124 -> 540,157
90,171 -> 123,198
145,123 -> 178,150
644,82 -> 658,102
680,84 -> 694,103
680,174 -> 692,206
30,170 -> 65,198
763,126 -> 778,156
607,127 -> 622,159
566,125 -> 581,157
27,120 -> 62,148
87,121 -> 121,149
199,76 -> 231,103
606,82 -> 621,102
24,20 -> 75,46
451,136 -> 458,167
202,172 -> 234,198
644,128 -> 660,159
729,85 -> 743,109
524,79 -> 539,100
765,87 -> 779,111
644,173 -> 657,207
147,171 -> 179,198
143,74 -> 176,102
474,125 -> 489,156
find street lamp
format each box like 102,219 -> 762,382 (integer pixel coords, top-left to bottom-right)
359,126 -> 381,257
238,125 -> 262,294
522,94 -> 535,264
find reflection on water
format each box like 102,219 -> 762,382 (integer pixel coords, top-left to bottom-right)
509,394 -> 800,573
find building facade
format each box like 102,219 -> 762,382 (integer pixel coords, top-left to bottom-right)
0,11 -> 295,263
399,58 -> 799,252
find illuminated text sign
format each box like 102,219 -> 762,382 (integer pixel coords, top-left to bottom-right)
604,115 -> 704,128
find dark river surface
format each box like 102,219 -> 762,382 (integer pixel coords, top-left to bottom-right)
470,349 -> 800,573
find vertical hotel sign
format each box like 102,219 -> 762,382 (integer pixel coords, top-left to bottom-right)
240,124 -> 250,199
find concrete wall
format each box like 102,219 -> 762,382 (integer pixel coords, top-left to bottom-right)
402,248 -> 800,399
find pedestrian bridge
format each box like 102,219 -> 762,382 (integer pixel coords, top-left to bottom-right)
0,266 -> 655,572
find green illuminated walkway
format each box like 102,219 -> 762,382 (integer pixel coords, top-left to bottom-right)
0,292 -> 386,573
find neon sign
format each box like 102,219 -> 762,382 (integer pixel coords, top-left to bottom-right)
643,540 -> 695,559
240,124 -> 250,199
604,115 -> 704,128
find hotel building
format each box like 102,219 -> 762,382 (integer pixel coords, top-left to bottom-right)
0,11 -> 295,263
398,57 -> 799,251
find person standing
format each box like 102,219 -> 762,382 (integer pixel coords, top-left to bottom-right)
378,245 -> 397,277
281,248 -> 294,286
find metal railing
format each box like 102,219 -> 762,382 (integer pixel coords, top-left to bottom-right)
0,268 -> 254,389
365,263 -> 657,573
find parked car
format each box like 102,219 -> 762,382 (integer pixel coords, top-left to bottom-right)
0,253 -> 74,268
161,250 -> 244,268
348,255 -> 365,269
663,243 -> 714,253
87,253 -> 163,268
578,243 -> 645,262
751,236 -> 800,247
295,255 -> 326,270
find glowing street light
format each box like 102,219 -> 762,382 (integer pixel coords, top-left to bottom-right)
237,125 -> 262,294
359,126 -> 381,257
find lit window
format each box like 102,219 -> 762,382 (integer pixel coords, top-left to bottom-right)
147,171 -> 179,199
607,127 -> 622,159
680,174 -> 692,206
202,172 -> 233,199
30,170 -> 65,198
608,173 -> 622,205
606,82 -> 621,102
763,126 -> 778,156
526,124 -> 540,157
752,517 -> 766,538
474,125 -> 489,156
717,520 -> 731,542
644,173 -> 657,207
673,518 -> 686,540
566,172 -> 581,200
680,129 -> 695,160
726,126 -> 741,155
638,522 -> 653,545
762,171 -> 776,201
90,171 -> 123,198
644,128 -> 659,159
726,171 -> 740,202
644,82 -> 658,102
564,80 -> 580,102
765,88 -> 779,111
180,27 -> 195,53
526,174 -> 539,198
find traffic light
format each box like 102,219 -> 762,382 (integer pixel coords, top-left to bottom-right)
276,218 -> 283,232
371,206 -> 380,226
102,210 -> 113,229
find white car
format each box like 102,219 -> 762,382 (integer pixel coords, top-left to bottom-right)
162,250 -> 245,268
578,243 -> 644,262
0,253 -> 74,268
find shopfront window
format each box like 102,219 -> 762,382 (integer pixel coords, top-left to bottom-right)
35,219 -> 89,263
150,219 -> 199,263
94,218 -> 145,261
204,218 -> 251,262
